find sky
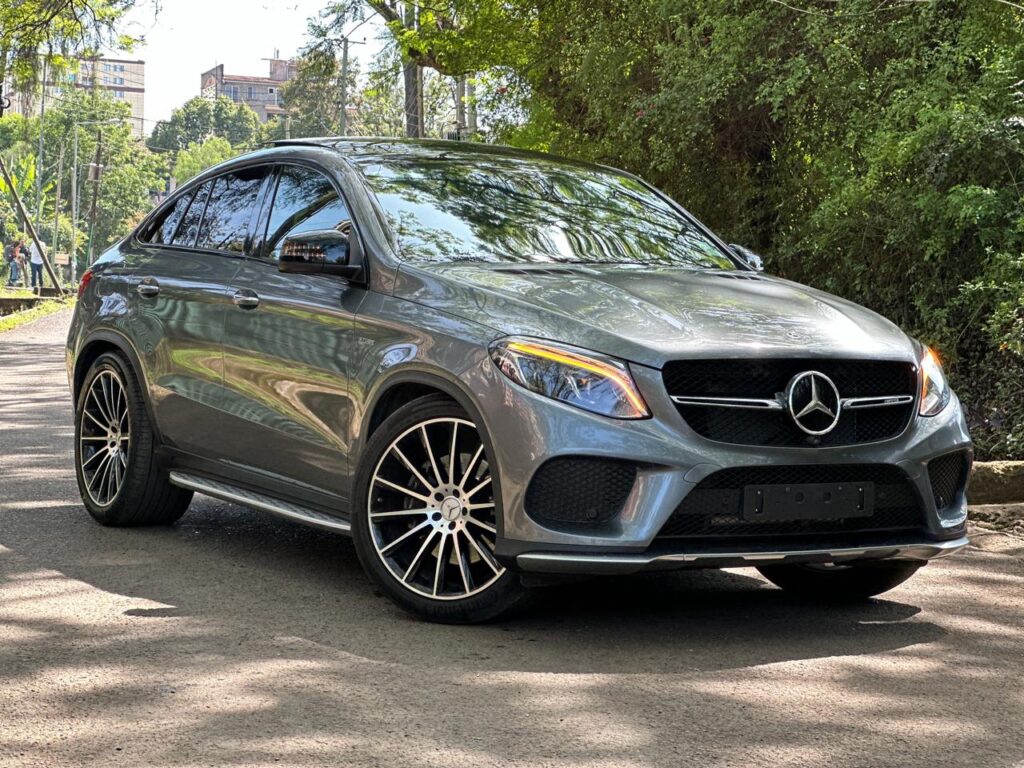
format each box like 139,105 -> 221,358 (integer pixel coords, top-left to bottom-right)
113,0 -> 386,132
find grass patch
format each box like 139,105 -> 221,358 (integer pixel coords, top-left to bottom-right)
0,298 -> 74,334
0,287 -> 35,299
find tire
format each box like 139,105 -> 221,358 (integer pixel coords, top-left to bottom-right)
352,394 -> 529,623
74,351 -> 193,527
756,560 -> 924,600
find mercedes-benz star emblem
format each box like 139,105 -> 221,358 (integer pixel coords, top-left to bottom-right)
786,371 -> 842,436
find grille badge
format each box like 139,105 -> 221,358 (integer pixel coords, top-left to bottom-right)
786,371 -> 842,435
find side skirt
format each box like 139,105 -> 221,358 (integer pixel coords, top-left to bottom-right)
169,471 -> 352,535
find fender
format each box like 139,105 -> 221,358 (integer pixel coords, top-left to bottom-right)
74,328 -> 164,444
356,365 -> 506,539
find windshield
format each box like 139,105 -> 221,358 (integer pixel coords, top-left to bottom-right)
353,154 -> 736,269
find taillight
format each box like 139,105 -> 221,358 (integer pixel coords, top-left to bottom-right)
78,269 -> 94,299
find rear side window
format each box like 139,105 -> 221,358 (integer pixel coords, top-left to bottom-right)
146,191 -> 194,244
175,181 -> 213,248
263,165 -> 350,261
195,166 -> 268,253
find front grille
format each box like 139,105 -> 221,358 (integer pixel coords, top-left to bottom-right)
928,451 -> 969,511
525,457 -> 638,532
663,359 -> 917,447
656,464 -> 925,540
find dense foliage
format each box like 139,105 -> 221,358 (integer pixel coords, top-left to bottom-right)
0,89 -> 166,272
363,0 -> 1024,458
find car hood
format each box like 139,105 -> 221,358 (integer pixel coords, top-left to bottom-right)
393,262 -> 918,369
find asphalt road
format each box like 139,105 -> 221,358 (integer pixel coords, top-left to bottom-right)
2,310 -> 1023,768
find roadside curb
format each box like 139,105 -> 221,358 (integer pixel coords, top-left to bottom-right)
969,461 -> 1024,505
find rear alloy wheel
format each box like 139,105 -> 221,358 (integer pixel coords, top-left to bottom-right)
353,395 -> 528,623
75,352 -> 193,526
757,560 -> 923,600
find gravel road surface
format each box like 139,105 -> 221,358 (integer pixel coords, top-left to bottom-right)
2,310 -> 1022,767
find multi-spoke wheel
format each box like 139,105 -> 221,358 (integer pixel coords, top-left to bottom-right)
353,395 -> 528,623
74,352 -> 193,527
79,369 -> 131,507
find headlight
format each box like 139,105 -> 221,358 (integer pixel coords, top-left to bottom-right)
490,337 -> 650,419
920,347 -> 951,416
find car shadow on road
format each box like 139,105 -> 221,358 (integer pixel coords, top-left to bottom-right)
0,496 -> 945,676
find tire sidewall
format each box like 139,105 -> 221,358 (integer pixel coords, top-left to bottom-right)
74,353 -> 148,525
351,395 -> 527,623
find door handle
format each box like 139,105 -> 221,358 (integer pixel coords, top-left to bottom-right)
232,289 -> 260,310
136,279 -> 160,298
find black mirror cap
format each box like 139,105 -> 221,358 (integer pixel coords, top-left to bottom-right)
279,227 -> 366,282
729,243 -> 765,272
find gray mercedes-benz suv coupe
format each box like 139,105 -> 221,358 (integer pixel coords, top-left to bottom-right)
67,138 -> 972,622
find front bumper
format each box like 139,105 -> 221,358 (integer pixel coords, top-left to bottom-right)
515,535 -> 970,575
470,354 -> 973,572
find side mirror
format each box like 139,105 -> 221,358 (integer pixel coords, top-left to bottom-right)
278,228 -> 362,280
729,243 -> 765,272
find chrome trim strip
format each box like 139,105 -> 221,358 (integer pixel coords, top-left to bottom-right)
670,395 -> 784,410
515,536 -> 970,574
169,471 -> 351,534
841,395 -> 915,410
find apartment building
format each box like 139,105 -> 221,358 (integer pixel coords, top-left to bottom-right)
200,56 -> 297,122
2,57 -> 146,138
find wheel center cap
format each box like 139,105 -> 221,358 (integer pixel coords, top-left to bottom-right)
440,496 -> 463,522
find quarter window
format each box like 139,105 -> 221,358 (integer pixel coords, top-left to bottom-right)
195,167 -> 267,253
263,166 -> 351,261
174,181 -> 213,248
145,190 -> 195,245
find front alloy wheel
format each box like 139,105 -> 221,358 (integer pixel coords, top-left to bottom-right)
353,395 -> 527,622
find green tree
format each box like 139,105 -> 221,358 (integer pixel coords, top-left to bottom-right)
0,0 -> 137,88
172,136 -> 236,184
148,96 -> 261,152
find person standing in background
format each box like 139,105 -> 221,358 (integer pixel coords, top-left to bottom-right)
2,238 -> 13,287
28,239 -> 44,293
9,239 -> 26,289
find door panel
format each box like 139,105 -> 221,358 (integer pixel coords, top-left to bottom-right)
132,167 -> 269,457
221,261 -> 364,497
219,164 -> 364,500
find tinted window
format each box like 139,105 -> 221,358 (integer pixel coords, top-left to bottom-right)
263,166 -> 351,261
174,181 -> 213,248
195,167 -> 267,253
146,191 -> 194,244
353,154 -> 734,269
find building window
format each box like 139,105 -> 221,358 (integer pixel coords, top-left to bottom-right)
114,90 -> 125,98
247,85 -> 254,100
103,63 -> 111,71
226,85 -> 239,100
268,87 -> 275,94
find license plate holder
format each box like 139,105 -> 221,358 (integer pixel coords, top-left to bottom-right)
742,482 -> 875,522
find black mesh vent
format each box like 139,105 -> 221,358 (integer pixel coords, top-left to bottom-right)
657,464 -> 925,540
663,359 -> 917,447
525,457 -> 637,532
928,452 -> 969,511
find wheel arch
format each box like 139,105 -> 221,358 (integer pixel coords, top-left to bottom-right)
73,330 -> 162,441
356,366 -> 504,537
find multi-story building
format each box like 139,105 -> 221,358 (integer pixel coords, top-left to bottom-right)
2,57 -> 146,138
200,55 -> 297,122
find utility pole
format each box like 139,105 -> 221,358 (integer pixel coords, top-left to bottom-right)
337,36 -> 365,137
52,143 -> 64,280
466,76 -> 478,135
403,1 -> 423,138
455,76 -> 466,138
34,59 -> 47,233
0,155 -> 64,290
70,127 -> 78,286
85,129 -> 104,266
340,38 -> 349,136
